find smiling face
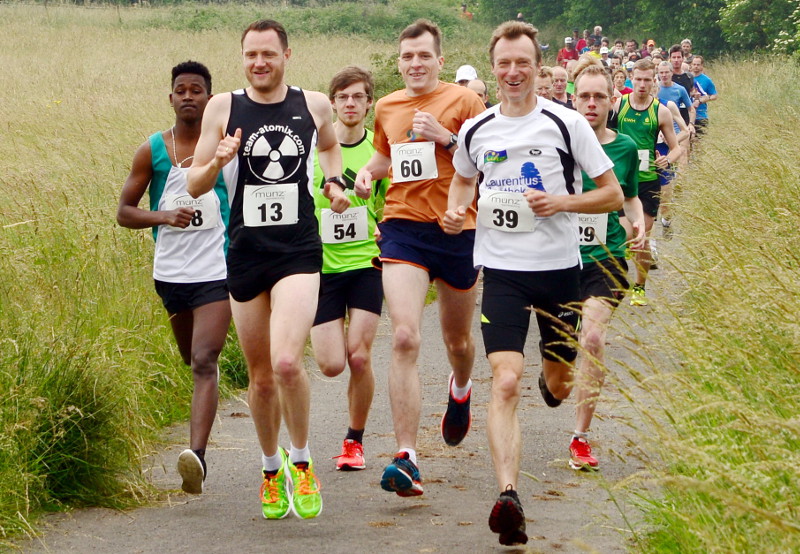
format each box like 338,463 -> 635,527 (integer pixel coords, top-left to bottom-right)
242,29 -> 290,95
491,35 -> 539,104
331,81 -> 371,128
170,73 -> 210,125
398,32 -> 443,96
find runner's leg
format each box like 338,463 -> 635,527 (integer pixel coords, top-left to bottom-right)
344,308 -> 379,431
487,351 -> 524,490
575,297 -> 614,433
435,281 -> 477,389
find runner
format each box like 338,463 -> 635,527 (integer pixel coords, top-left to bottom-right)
187,19 -> 350,520
616,58 -> 682,306
690,55 -> 717,136
443,22 -> 622,546
570,57 -> 646,470
353,18 -> 485,498
116,61 -> 231,496
309,66 -> 389,472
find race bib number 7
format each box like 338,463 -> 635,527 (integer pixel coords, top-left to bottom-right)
243,183 -> 299,227
390,142 -> 438,183
577,213 -> 608,245
478,191 -> 536,233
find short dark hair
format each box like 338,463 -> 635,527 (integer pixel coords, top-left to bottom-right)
171,60 -> 212,94
398,19 -> 442,56
241,19 -> 288,50
329,65 -> 375,100
489,21 -> 542,65
669,44 -> 683,57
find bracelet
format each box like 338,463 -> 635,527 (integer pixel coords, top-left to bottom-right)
325,176 -> 347,191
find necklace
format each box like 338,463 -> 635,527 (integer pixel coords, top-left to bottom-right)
170,126 -> 194,168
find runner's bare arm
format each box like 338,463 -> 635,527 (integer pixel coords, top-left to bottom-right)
666,100 -> 690,143
117,140 -> 194,229
525,169 -> 623,216
354,151 -> 391,199
655,103 -> 682,168
443,171 -> 477,235
187,93 -> 239,198
623,195 -> 646,251
306,90 -> 350,213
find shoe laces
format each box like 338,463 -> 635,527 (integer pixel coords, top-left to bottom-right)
571,437 -> 592,457
293,464 -> 321,495
260,472 -> 282,504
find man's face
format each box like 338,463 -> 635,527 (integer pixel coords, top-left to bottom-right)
632,68 -> 655,97
682,42 -> 692,56
670,51 -> 684,72
467,79 -> 488,101
242,29 -> 290,94
398,32 -> 443,96
566,41 -> 574,51
552,68 -> 568,95
658,65 -> 673,85
491,35 -> 538,103
613,71 -> 626,89
574,74 -> 611,130
610,57 -> 621,71
331,81 -> 371,128
170,73 -> 210,125
626,41 -> 636,53
535,76 -> 553,100
690,57 -> 703,76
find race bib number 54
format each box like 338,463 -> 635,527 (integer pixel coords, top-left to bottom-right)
390,142 -> 438,183
243,183 -> 299,227
321,206 -> 368,244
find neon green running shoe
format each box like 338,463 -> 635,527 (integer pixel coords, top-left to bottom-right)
630,284 -> 648,306
288,457 -> 322,519
260,447 -> 292,520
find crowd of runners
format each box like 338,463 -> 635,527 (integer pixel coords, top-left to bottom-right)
116,16 -> 717,546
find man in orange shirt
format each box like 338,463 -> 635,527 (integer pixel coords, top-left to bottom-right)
354,18 -> 485,498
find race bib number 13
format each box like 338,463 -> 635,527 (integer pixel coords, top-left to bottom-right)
243,183 -> 299,227
390,142 -> 438,183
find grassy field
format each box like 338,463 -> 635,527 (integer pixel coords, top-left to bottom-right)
1,2 -> 798,551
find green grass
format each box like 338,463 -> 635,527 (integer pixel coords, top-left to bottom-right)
620,57 -> 800,552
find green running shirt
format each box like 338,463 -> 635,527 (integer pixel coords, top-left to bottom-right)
617,94 -> 659,182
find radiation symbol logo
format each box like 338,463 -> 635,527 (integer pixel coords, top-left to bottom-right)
246,130 -> 304,184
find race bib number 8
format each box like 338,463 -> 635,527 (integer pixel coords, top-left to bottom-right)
165,192 -> 219,232
637,149 -> 650,172
321,206 -> 368,244
577,213 -> 608,245
390,142 -> 438,183
243,183 -> 299,227
478,191 -> 536,233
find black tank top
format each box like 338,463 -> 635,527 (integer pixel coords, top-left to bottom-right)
226,86 -> 321,254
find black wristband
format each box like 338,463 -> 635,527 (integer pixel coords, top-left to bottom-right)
325,176 -> 346,190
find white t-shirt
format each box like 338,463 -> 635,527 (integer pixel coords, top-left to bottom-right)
453,99 -> 613,271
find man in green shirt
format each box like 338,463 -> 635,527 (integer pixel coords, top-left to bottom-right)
311,66 -> 389,472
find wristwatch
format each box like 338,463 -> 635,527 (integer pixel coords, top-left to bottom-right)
325,176 -> 347,190
444,133 -> 458,150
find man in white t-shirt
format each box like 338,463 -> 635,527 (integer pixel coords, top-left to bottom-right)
443,21 -> 622,547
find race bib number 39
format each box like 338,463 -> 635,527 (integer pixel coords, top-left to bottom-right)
321,206 -> 368,244
478,191 -> 536,233
390,142 -> 438,183
165,192 -> 219,232
577,213 -> 608,245
243,183 -> 299,227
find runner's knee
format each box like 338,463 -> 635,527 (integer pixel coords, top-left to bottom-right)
272,352 -> 305,385
491,368 -> 521,403
318,358 -> 346,378
442,333 -> 473,359
347,346 -> 371,376
191,347 -> 221,379
392,324 -> 421,354
580,325 -> 605,359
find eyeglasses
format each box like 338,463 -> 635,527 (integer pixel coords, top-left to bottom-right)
575,92 -> 610,101
334,93 -> 369,103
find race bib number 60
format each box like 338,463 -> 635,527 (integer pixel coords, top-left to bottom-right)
478,191 -> 536,233
243,183 -> 299,227
390,142 -> 438,183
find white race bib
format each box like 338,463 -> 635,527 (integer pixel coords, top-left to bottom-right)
321,206 -> 369,244
243,183 -> 298,227
165,192 -> 219,232
637,149 -> 650,172
577,213 -> 609,245
478,191 -> 536,233
390,142 -> 438,183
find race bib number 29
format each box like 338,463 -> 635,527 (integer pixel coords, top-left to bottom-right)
577,213 -> 608,245
390,142 -> 438,183
243,183 -> 299,227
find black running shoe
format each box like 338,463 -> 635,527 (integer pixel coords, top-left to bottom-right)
538,372 -> 562,408
441,373 -> 472,446
489,485 -> 528,546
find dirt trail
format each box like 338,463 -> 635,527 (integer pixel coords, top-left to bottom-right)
20,251 -> 679,553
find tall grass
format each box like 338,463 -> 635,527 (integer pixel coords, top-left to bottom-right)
621,58 -> 800,551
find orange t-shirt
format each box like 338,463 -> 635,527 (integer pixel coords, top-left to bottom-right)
373,81 -> 485,228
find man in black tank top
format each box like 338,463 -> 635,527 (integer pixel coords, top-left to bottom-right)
188,19 -> 350,521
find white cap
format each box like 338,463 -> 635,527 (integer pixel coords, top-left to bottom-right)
565,37 -> 574,44
455,65 -> 478,83
600,46 -> 609,54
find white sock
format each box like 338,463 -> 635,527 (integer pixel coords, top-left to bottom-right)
289,443 -> 311,464
262,451 -> 283,473
399,448 -> 417,466
573,430 -> 589,441
451,377 -> 472,401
